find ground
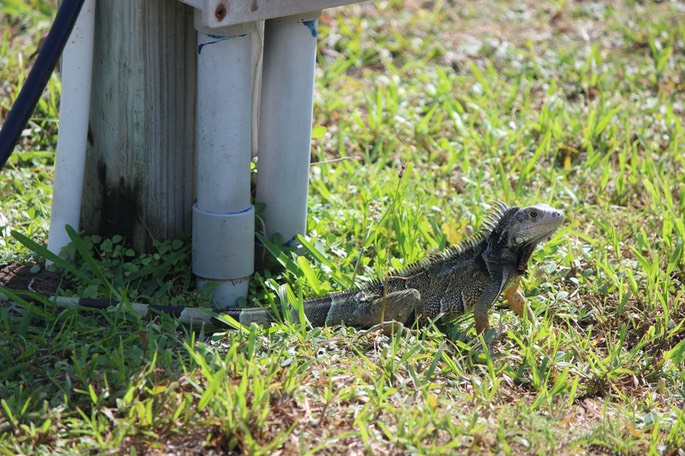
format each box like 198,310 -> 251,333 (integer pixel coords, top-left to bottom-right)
0,263 -> 64,295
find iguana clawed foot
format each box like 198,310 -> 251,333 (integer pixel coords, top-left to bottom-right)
363,320 -> 411,337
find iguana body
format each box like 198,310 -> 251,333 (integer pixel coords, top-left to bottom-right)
228,202 -> 564,334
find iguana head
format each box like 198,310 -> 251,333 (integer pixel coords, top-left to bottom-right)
485,202 -> 564,274
504,203 -> 564,248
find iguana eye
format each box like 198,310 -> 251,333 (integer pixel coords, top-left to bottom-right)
529,210 -> 538,218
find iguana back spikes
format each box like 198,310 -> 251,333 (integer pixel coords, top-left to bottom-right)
385,201 -> 512,280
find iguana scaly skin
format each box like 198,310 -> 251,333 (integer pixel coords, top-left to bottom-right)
228,202 -> 564,334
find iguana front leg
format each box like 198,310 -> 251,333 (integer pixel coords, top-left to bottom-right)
504,280 -> 537,325
474,282 -> 504,334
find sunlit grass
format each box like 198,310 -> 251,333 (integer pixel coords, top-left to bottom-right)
1,0 -> 685,453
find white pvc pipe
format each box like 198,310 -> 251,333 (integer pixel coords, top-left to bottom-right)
255,13 -> 320,245
47,0 -> 96,259
193,22 -> 256,307
195,31 -> 253,211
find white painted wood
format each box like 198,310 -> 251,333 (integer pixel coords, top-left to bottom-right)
180,0 -> 366,28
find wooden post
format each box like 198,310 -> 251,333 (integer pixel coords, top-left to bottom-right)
80,0 -> 197,251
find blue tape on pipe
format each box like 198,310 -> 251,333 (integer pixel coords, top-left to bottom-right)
197,34 -> 247,55
303,20 -> 318,38
198,36 -> 230,54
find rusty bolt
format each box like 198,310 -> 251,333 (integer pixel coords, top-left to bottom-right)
215,3 -> 227,22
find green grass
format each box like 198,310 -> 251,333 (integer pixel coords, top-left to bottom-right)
2,0 -> 685,453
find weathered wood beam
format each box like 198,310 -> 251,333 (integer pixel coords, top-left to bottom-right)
81,0 -> 197,250
180,0 -> 367,28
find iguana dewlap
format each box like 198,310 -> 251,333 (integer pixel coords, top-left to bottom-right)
229,202 -> 564,334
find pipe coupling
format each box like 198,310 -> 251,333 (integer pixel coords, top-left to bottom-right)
192,204 -> 255,280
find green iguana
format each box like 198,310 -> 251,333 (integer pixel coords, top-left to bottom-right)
227,202 -> 564,334
0,202 -> 562,331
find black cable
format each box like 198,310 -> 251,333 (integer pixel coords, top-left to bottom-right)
0,0 -> 87,169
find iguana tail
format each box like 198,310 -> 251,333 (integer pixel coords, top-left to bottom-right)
0,288 -> 419,329
222,288 -> 421,328
222,297 -> 334,327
